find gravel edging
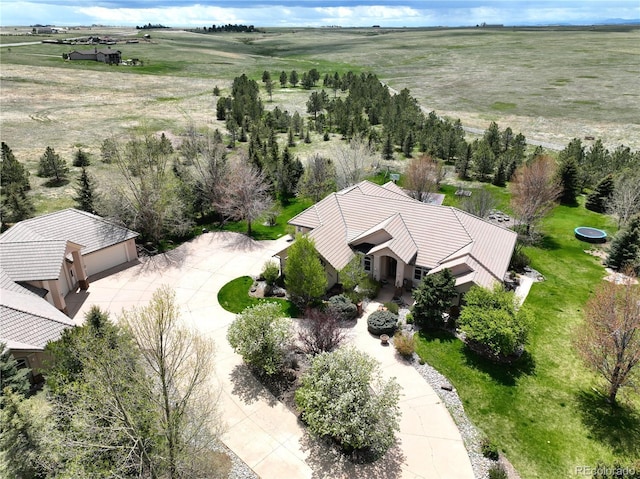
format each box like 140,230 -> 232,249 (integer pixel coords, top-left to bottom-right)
413,359 -> 496,479
211,440 -> 259,479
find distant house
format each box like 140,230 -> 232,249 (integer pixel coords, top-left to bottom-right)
67,47 -> 122,64
0,208 -> 138,314
277,181 -> 517,301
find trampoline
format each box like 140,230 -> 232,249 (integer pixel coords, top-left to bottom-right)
574,227 -> 607,243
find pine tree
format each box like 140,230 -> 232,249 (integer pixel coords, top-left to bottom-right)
556,156 -> 580,205
0,142 -> 30,191
585,174 -> 615,213
1,184 -> 35,223
382,133 -> 394,161
73,148 -> 91,167
0,342 -> 31,398
402,131 -> 414,158
606,214 -> 640,274
74,167 -> 97,213
492,160 -> 507,187
37,146 -> 69,184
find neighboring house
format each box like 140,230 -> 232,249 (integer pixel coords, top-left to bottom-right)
277,181 -> 517,302
0,208 -> 138,314
67,47 -> 122,64
1,270 -> 76,382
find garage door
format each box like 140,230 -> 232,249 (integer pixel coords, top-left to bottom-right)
84,242 -> 129,277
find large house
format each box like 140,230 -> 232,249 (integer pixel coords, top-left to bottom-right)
278,181 -> 517,301
67,47 -> 122,64
1,209 -> 139,377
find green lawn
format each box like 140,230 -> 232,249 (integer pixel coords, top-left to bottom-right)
415,198 -> 639,478
198,197 -> 312,241
217,276 -> 299,318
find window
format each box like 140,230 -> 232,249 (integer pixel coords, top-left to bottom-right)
363,255 -> 372,273
414,266 -> 430,281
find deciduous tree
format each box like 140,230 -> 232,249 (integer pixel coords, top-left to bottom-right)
215,159 -> 273,236
297,308 -> 346,355
284,234 -> 327,308
608,173 -> 640,228
121,286 -> 223,478
298,153 -> 336,202
101,134 -> 192,245
510,154 -> 561,239
332,136 -> 375,189
576,275 -> 640,403
404,154 -> 443,202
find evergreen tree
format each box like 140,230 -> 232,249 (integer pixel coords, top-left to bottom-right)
37,146 -> 69,184
402,131 -> 414,158
556,156 -> 580,205
0,142 -> 30,191
72,148 -> 90,167
279,70 -> 288,88
74,167 -> 97,213
484,121 -> 502,157
585,174 -> 615,213
472,140 -> 496,181
606,214 -> 640,275
289,70 -> 299,88
1,184 -> 35,223
382,133 -> 394,161
0,342 -> 30,398
492,160 -> 507,187
411,269 -> 457,329
287,128 -> 296,147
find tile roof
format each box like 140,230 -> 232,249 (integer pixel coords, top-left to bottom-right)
289,180 -> 517,289
0,240 -> 70,281
0,208 -> 138,255
0,288 -> 75,351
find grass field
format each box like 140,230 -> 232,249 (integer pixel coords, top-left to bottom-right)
217,275 -> 299,317
415,199 -> 640,478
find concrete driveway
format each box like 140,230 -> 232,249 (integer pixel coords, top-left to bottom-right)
67,232 -> 474,479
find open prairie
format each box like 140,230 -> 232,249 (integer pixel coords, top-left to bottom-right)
1,25 -> 639,159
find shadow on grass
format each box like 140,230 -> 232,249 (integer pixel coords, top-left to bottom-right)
575,389 -> 640,457
416,328 -> 458,344
462,347 -> 536,387
43,178 -> 70,187
538,234 -> 562,251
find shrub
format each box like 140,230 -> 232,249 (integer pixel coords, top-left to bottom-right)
481,437 -> 499,460
227,303 -> 292,376
383,302 -> 399,315
488,464 -> 507,479
262,260 -> 280,287
284,235 -> 327,308
393,331 -> 415,358
367,310 -> 398,336
327,294 -> 358,321
405,312 -> 414,324
508,248 -> 530,272
295,347 -> 401,459
458,285 -> 531,359
358,276 -> 381,300
298,308 -> 346,355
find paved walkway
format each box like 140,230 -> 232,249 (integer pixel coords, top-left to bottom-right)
68,232 -> 474,479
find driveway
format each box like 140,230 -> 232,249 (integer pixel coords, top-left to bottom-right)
67,232 -> 474,479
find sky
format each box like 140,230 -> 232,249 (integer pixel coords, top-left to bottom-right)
1,1 -> 638,28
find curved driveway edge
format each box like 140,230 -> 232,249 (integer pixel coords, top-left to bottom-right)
68,232 -> 475,479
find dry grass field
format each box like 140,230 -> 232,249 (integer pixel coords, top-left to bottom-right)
1,25 -> 638,209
